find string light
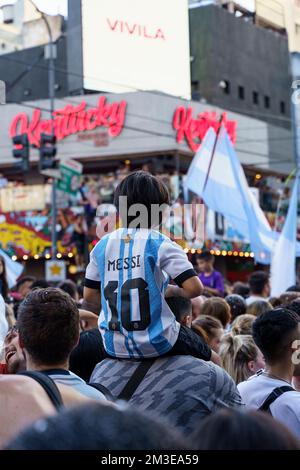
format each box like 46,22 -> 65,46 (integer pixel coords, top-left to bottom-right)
239,252 -> 244,257
184,248 -> 189,253
69,265 -> 77,274
197,249 -> 202,254
45,254 -> 51,259
233,251 -> 238,256
221,250 -> 227,256
215,250 -> 221,256
11,255 -> 17,261
250,252 -> 254,258
34,254 -> 40,260
228,251 -> 233,256
244,252 -> 250,258
191,248 -> 196,254
57,253 -> 62,259
210,250 -> 215,255
68,253 -> 74,258
23,255 -> 29,261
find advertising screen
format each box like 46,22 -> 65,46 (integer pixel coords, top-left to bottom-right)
82,0 -> 191,99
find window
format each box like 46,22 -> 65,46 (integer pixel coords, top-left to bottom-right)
264,96 -> 270,109
238,86 -> 245,100
221,80 -> 230,95
253,91 -> 259,105
280,101 -> 285,114
295,23 -> 300,35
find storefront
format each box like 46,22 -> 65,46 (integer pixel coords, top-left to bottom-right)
0,91 -> 295,280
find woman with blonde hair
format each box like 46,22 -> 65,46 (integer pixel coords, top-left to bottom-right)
231,314 -> 256,336
247,300 -> 273,318
219,334 -> 265,384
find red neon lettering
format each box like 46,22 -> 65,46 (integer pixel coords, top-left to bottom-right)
85,109 -> 98,131
107,18 -> 118,31
126,22 -> 137,35
173,107 -> 237,152
144,26 -> 152,39
10,112 -> 28,137
9,97 -> 127,146
106,17 -> 165,40
156,29 -> 165,40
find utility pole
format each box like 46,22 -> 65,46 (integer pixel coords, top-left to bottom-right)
46,30 -> 57,258
29,0 -> 58,257
0,80 -> 5,104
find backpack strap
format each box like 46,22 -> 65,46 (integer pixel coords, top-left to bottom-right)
18,371 -> 63,410
259,386 -> 295,414
117,359 -> 155,401
88,382 -> 115,402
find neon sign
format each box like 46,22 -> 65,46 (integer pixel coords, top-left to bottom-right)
173,107 -> 237,152
9,96 -> 127,147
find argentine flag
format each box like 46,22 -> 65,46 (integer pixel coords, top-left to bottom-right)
0,248 -> 23,288
270,177 -> 298,297
184,126 -> 276,264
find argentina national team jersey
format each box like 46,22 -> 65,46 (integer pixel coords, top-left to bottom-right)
85,228 -> 197,358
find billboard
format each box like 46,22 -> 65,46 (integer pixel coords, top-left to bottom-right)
0,185 -> 46,212
81,0 -> 191,99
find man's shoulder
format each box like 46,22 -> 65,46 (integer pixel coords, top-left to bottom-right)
275,389 -> 300,406
93,355 -> 223,377
50,371 -> 106,400
270,390 -> 300,423
238,373 -> 260,392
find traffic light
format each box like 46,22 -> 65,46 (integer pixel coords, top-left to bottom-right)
12,134 -> 29,172
39,133 -> 57,171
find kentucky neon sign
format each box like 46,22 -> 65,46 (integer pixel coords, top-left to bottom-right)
9,96 -> 127,147
173,107 -> 237,152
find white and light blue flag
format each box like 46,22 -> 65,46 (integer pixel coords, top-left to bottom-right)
0,248 -> 23,288
184,126 -> 276,264
270,177 -> 298,296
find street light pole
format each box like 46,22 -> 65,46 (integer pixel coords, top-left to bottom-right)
29,1 -> 57,257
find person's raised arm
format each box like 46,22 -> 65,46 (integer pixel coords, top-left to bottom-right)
82,247 -> 101,314
165,276 -> 203,299
82,287 -> 101,315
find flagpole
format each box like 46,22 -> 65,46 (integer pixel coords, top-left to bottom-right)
202,114 -> 224,193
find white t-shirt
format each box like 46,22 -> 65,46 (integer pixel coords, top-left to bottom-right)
0,295 -> 8,356
245,295 -> 269,306
238,372 -> 300,440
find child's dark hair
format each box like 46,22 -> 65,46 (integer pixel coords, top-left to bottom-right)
197,250 -> 213,262
114,171 -> 170,228
252,308 -> 299,363
166,296 -> 192,324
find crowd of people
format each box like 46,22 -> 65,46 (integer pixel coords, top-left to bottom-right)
0,171 -> 300,451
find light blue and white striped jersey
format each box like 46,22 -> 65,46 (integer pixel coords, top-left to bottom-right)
85,228 -> 197,358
